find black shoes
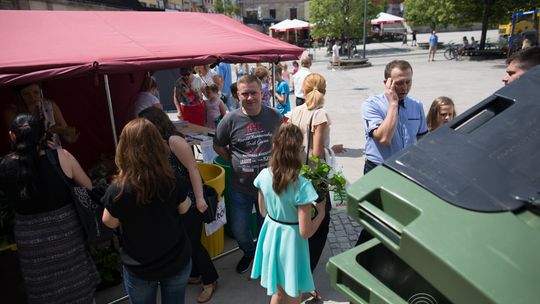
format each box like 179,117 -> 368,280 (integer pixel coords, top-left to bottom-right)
236,255 -> 253,274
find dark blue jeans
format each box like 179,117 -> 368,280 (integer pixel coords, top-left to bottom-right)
229,189 -> 263,257
122,260 -> 191,304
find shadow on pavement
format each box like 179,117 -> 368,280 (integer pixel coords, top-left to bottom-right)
338,148 -> 365,159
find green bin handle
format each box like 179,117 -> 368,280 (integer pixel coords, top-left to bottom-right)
357,200 -> 405,250
327,238 -> 407,304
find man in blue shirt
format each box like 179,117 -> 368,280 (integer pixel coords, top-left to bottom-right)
273,65 -> 290,118
428,30 -> 438,61
362,60 -> 428,174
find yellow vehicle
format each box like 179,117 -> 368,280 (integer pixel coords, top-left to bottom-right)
498,19 -> 535,37
499,9 -> 539,54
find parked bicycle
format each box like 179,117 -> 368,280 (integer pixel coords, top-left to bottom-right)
444,41 -> 462,60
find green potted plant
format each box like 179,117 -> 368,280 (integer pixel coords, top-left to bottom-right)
86,157 -> 123,290
300,156 -> 347,207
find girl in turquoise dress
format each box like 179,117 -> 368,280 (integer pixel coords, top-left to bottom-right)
251,123 -> 327,304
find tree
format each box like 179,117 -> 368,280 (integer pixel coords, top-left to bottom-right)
455,0 -> 538,49
309,0 -> 383,58
404,0 -> 461,30
214,0 -> 238,16
405,0 -> 538,49
214,0 -> 224,14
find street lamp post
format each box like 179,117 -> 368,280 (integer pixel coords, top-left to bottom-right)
362,0 -> 367,59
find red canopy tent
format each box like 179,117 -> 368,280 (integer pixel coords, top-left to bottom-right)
0,10 -> 304,167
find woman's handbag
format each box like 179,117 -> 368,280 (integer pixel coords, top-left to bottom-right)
46,150 -> 114,244
202,185 -> 219,224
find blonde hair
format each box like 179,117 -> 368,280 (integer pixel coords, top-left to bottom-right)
113,118 -> 174,205
303,73 -> 327,110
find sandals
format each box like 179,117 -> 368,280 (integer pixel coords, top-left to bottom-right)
188,276 -> 202,285
197,281 -> 218,303
306,290 -> 322,303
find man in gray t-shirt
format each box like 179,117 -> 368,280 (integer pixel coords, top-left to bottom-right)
213,75 -> 282,274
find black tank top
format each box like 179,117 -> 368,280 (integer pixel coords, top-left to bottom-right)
0,152 -> 72,215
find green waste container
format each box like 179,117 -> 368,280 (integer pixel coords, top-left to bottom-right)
327,67 -> 540,304
213,156 -> 258,238
327,166 -> 540,304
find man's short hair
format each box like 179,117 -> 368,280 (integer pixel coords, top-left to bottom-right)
237,75 -> 262,89
506,47 -> 540,71
384,60 -> 413,79
300,56 -> 312,67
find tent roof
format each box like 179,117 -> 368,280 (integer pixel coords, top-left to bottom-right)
0,10 -> 304,86
370,12 -> 404,25
269,19 -> 312,32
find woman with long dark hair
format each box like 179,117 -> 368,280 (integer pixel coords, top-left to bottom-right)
102,118 -> 192,304
0,114 -> 99,303
139,107 -> 218,303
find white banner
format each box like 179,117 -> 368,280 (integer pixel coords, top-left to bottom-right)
204,197 -> 227,236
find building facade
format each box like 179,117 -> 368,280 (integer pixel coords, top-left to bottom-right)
0,0 -> 143,10
374,0 -> 404,16
238,0 -> 307,21
138,0 -> 215,12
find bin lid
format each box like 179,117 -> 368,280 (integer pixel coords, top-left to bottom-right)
385,66 -> 540,213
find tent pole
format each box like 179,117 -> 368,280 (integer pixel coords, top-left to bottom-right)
103,74 -> 118,146
271,63 -> 276,108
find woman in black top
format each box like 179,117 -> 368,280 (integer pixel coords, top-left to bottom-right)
139,107 -> 219,303
102,118 -> 191,304
0,114 -> 99,303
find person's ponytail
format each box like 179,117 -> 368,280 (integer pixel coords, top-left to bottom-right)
10,114 -> 44,200
305,88 -> 325,110
302,73 -> 327,110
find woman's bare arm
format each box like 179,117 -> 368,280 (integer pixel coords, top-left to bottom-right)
312,122 -> 327,159
102,209 -> 120,229
169,136 -> 207,214
58,148 -> 92,189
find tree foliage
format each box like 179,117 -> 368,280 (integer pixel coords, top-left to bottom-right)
309,0 -> 384,40
405,0 -> 539,49
404,0 -> 461,30
214,0 -> 238,16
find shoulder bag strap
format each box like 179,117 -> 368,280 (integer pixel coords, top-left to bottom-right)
45,149 -> 72,188
305,111 -> 315,165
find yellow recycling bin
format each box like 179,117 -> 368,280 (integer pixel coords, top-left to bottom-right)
197,163 -> 225,258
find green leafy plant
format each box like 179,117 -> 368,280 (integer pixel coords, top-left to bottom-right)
90,243 -> 121,290
87,155 -> 116,189
300,156 -> 347,196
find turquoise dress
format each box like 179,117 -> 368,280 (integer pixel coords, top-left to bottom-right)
251,168 -> 318,297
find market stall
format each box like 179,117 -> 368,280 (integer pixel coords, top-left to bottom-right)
369,12 -> 409,42
269,18 -> 312,46
0,10 -> 304,167
0,11 -> 303,302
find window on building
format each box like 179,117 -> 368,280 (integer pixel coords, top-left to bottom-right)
290,8 -> 297,19
269,9 -> 276,19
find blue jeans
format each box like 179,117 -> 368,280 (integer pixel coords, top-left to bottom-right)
123,260 -> 191,304
229,189 -> 263,257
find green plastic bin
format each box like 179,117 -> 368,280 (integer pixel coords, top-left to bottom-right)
213,156 -> 258,238
326,166 -> 540,304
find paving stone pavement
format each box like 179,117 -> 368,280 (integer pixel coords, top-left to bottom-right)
328,210 -> 363,256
